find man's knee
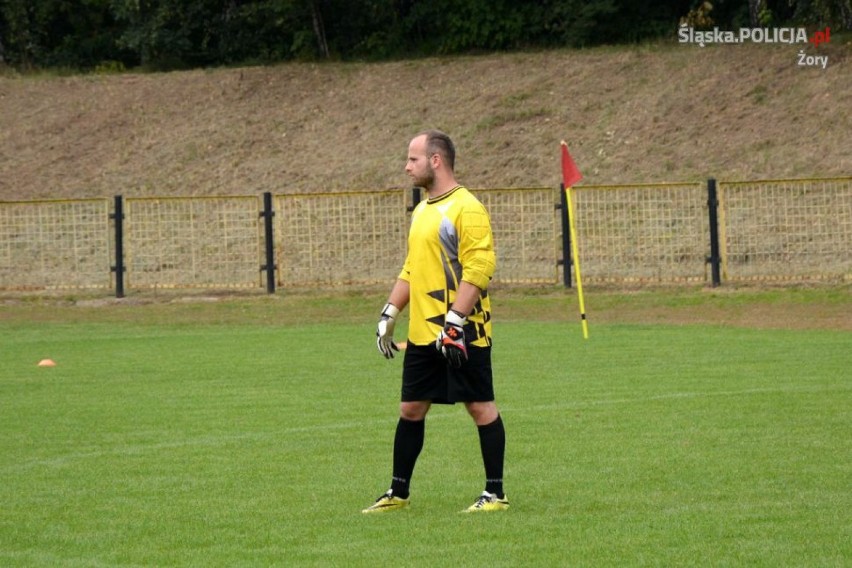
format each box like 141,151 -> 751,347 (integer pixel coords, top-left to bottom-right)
465,401 -> 498,425
400,401 -> 430,421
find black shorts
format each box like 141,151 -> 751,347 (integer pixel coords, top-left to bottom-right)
401,343 -> 494,404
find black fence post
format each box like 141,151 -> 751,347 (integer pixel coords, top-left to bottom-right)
557,183 -> 572,288
261,192 -> 276,294
110,195 -> 125,298
706,178 -> 722,287
408,186 -> 422,212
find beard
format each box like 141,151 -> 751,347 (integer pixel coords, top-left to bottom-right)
410,166 -> 435,190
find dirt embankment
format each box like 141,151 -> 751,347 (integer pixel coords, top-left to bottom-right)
1,41 -> 850,202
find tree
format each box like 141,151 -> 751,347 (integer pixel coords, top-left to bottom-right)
0,0 -> 126,68
789,0 -> 852,28
310,0 -> 328,57
0,0 -> 41,68
690,0 -> 851,29
109,0 -> 212,68
4,0 -> 848,72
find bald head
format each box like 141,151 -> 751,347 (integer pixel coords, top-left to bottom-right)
417,129 -> 456,171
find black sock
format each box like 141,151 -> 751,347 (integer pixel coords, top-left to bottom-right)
389,417 -> 425,499
477,415 -> 506,497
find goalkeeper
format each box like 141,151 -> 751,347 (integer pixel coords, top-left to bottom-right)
363,130 -> 509,514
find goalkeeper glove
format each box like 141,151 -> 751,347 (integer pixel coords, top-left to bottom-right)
376,303 -> 400,359
436,309 -> 467,368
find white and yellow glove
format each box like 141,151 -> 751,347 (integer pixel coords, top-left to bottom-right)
376,303 -> 400,359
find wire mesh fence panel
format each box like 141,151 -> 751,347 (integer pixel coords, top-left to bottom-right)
0,199 -> 111,290
573,183 -> 708,284
125,196 -> 263,288
275,191 -> 408,287
3,178 -> 849,292
719,178 -> 852,281
472,187 -> 559,284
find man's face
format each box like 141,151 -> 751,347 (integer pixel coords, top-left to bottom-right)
405,135 -> 435,189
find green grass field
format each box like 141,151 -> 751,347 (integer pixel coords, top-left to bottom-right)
1,290 -> 850,566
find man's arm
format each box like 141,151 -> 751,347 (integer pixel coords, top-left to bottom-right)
450,280 -> 481,317
386,278 -> 410,312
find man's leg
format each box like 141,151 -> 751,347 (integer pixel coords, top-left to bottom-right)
463,401 -> 508,512
362,401 -> 431,513
390,401 -> 430,498
466,401 -> 505,497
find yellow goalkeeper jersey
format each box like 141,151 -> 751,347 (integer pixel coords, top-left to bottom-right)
399,185 -> 496,347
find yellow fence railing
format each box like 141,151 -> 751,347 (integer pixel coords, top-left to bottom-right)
718,177 -> 852,282
0,198 -> 112,290
572,182 -> 708,284
124,196 -> 263,289
0,178 -> 849,293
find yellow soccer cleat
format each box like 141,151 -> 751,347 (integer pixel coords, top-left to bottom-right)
361,490 -> 410,514
463,491 -> 510,513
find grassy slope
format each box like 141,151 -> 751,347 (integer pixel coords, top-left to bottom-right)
1,40 -> 850,201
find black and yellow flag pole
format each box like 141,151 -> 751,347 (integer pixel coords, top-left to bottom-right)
560,140 -> 589,339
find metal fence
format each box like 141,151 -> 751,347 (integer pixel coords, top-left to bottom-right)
571,182 -> 708,284
275,190 -> 407,287
0,177 -> 849,294
125,196 -> 262,289
718,178 -> 852,282
0,199 -> 112,290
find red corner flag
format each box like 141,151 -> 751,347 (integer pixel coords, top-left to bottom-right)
560,139 -> 589,339
560,140 -> 583,188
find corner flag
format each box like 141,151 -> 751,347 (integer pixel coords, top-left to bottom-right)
561,140 -> 583,188
560,140 -> 588,339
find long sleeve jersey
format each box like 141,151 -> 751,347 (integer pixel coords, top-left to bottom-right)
399,185 -> 496,347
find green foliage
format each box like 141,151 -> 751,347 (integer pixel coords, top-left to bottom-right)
0,0 -> 129,69
790,0 -> 852,27
1,0 -> 851,71
109,0 -> 218,69
93,59 -> 126,73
